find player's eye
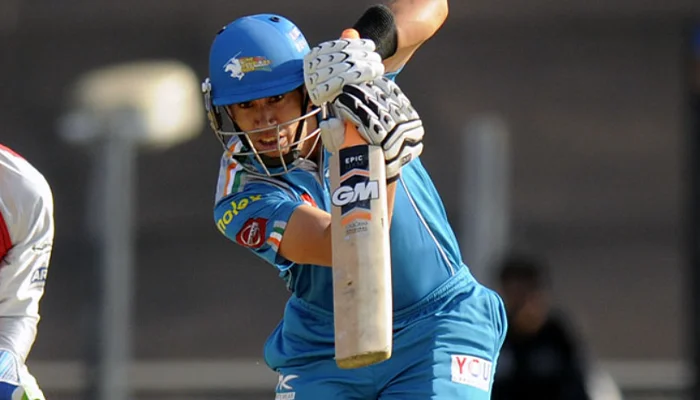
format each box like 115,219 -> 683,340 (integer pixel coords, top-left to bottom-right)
269,94 -> 285,103
236,101 -> 253,109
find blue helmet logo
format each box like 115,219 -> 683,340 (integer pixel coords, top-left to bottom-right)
207,14 -> 311,106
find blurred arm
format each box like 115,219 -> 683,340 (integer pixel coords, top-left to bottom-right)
0,166 -> 53,362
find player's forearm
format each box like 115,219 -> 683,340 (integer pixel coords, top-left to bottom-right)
281,179 -> 398,269
351,0 -> 448,72
388,0 -> 449,50
280,205 -> 334,267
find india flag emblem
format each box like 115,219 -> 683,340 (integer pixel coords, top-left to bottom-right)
268,221 -> 286,252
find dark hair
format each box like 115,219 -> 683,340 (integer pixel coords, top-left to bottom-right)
497,253 -> 550,291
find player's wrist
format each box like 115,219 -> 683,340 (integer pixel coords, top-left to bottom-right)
386,171 -> 400,184
352,4 -> 399,60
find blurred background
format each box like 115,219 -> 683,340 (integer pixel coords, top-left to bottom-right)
2,0 -> 700,399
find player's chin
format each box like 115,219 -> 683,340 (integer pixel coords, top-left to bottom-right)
259,150 -> 288,159
256,144 -> 293,160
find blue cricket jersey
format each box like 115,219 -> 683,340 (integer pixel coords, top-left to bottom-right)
213,146 -> 468,311
212,74 -> 478,369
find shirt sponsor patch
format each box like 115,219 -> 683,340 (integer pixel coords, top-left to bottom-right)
451,354 -> 492,391
236,218 -> 267,248
30,266 -> 48,284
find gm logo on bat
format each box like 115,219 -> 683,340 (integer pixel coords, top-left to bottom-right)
332,181 -> 379,206
333,145 -> 378,230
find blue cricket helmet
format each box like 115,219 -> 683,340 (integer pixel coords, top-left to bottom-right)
208,14 -> 311,106
202,14 -> 323,177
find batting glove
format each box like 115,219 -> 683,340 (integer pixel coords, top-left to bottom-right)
0,351 -> 45,400
0,383 -> 44,400
304,38 -> 385,107
322,77 -> 424,182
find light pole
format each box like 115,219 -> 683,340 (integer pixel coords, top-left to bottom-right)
58,60 -> 204,400
460,114 -> 511,284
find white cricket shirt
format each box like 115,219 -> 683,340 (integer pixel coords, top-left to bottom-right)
0,144 -> 54,361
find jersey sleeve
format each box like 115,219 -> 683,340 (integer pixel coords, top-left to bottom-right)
214,182 -> 303,271
384,67 -> 403,82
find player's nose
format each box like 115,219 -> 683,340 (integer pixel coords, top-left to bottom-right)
252,107 -> 279,129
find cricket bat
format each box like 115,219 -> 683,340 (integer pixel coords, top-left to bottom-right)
330,28 -> 393,369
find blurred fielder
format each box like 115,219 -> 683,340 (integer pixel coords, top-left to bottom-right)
0,144 -> 52,400
204,1 -> 508,398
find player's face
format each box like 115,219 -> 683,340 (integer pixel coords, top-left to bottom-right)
226,88 -> 318,159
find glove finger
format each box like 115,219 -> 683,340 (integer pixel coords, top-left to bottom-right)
309,55 -> 383,86
308,74 -> 354,106
308,52 -> 381,76
305,52 -> 350,77
343,47 -> 383,65
310,61 -> 384,100
308,62 -> 353,86
341,84 -> 382,120
383,119 -> 424,160
372,77 -> 419,119
342,83 -> 400,133
311,38 -> 376,58
334,92 -> 387,144
309,39 -> 352,58
372,77 -> 412,110
343,49 -> 385,80
343,38 -> 377,53
333,94 -> 367,131
305,61 -> 354,101
308,78 -> 344,106
305,39 -> 376,72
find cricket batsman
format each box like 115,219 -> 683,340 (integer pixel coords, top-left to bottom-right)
205,1 -> 508,398
0,144 -> 52,400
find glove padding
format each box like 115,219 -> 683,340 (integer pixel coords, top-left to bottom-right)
321,77 -> 424,181
304,38 -> 385,107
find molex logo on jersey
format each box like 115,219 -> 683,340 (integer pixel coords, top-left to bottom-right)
331,146 -> 379,225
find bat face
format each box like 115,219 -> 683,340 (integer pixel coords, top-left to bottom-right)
330,142 -> 393,369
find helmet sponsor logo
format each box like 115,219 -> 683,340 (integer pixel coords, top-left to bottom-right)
288,27 -> 306,52
223,52 -> 273,80
288,27 -> 301,41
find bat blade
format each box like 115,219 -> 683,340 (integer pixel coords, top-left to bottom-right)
329,28 -> 393,370
330,142 -> 392,369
